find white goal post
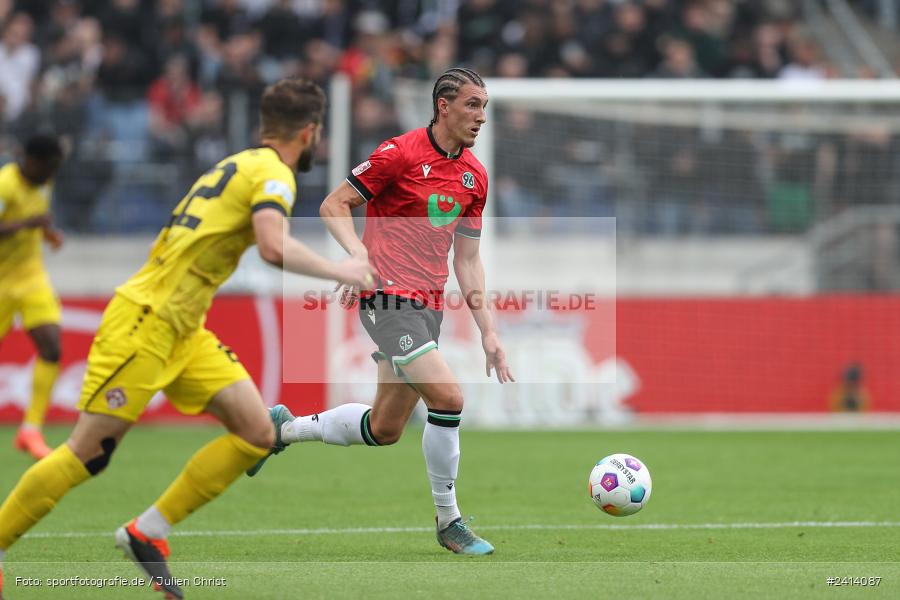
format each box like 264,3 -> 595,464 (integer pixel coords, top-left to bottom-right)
324,78 -> 900,425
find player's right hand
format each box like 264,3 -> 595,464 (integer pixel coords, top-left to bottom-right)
337,255 -> 377,291
44,226 -> 65,250
335,283 -> 359,309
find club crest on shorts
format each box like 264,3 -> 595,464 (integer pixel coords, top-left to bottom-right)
461,171 -> 475,189
399,334 -> 413,352
105,387 -> 127,409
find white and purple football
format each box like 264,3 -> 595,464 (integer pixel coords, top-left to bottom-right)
588,453 -> 652,516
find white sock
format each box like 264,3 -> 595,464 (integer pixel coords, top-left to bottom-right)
135,505 -> 172,539
282,403 -> 375,446
422,419 -> 462,529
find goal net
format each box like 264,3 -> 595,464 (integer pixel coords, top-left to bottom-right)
311,78 -> 900,426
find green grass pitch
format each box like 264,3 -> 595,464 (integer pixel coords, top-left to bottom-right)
1,425 -> 898,599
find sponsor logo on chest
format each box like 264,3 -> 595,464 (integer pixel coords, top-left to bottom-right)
417,164 -> 476,228
427,193 -> 462,227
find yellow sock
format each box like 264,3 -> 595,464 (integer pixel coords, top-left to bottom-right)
24,359 -> 60,428
0,444 -> 89,550
155,434 -> 268,526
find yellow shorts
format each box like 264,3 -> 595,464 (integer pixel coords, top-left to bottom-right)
0,282 -> 62,338
77,294 -> 250,422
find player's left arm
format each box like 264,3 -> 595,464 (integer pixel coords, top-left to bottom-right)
453,234 -> 514,383
0,194 -> 53,237
44,184 -> 64,249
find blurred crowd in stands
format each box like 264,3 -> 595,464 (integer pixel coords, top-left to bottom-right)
0,0 -> 894,234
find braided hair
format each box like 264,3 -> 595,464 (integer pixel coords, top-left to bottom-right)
429,67 -> 485,126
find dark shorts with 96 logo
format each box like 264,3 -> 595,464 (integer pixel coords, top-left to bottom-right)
358,292 -> 443,377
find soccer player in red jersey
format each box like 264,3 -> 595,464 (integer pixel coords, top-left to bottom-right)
249,68 -> 514,555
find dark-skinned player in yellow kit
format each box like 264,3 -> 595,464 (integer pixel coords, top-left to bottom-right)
0,134 -> 66,460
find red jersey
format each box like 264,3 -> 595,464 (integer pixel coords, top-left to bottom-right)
347,127 -> 487,309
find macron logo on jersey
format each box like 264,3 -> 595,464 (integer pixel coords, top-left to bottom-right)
263,179 -> 295,207
422,164 -> 431,178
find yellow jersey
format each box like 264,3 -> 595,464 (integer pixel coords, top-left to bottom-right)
117,147 -> 296,335
0,162 -> 54,297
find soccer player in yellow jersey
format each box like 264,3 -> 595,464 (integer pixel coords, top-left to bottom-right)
0,78 -> 375,600
0,135 -> 65,460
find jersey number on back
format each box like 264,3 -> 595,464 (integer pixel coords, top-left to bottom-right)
168,161 -> 238,230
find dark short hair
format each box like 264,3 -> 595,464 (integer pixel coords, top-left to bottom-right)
430,67 -> 486,126
24,134 -> 63,162
260,78 -> 326,140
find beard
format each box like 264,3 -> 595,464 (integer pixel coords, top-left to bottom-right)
296,145 -> 316,172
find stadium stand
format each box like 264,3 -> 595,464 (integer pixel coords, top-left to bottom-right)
0,0 -> 895,236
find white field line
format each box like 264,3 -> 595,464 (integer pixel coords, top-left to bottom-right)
24,521 -> 900,540
614,413 -> 900,431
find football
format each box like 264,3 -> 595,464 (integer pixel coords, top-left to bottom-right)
588,454 -> 652,516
